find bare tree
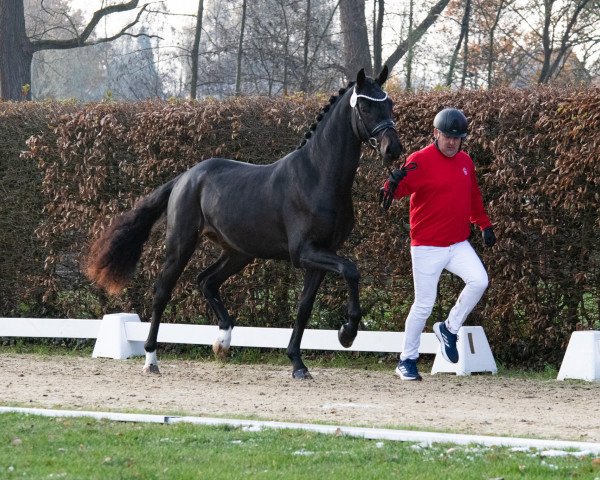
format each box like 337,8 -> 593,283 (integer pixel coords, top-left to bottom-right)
537,0 -> 594,83
371,0 -> 452,75
497,0 -> 599,85
234,0 -> 341,96
280,0 -> 291,95
404,0 -> 415,90
372,0 -> 384,74
190,0 -> 205,99
107,30 -> 165,100
446,0 -> 472,87
0,0 -> 155,100
300,0 -> 311,92
477,0 -> 511,88
448,0 -> 522,88
235,0 -> 247,95
298,0 -> 342,92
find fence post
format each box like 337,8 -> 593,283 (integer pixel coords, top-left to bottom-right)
557,331 -> 600,382
431,326 -> 497,376
92,313 -> 146,360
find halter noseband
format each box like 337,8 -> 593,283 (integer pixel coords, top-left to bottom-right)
350,86 -> 396,149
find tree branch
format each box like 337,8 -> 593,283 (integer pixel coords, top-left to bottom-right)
383,0 -> 451,71
30,1 -> 151,53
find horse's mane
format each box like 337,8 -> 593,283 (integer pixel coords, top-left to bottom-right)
296,81 -> 356,150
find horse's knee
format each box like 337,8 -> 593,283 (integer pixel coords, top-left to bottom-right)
342,263 -> 359,284
200,280 -> 217,300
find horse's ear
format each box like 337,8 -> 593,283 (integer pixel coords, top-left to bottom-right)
356,68 -> 366,89
376,65 -> 389,86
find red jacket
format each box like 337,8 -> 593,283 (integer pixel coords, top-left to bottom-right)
387,143 -> 492,247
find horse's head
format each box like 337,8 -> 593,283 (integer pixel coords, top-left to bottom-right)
350,66 -> 403,166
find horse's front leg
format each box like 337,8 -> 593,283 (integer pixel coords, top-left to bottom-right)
287,269 -> 325,379
299,247 -> 362,349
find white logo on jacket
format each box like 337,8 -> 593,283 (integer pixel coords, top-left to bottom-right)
463,167 -> 468,176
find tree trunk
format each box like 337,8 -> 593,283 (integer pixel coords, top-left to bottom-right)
281,0 -> 291,95
372,0 -> 384,74
339,0 -> 372,77
405,0 -> 414,90
235,0 -> 247,95
486,0 -> 505,88
300,0 -> 311,93
445,37 -> 462,87
190,0 -> 204,100
445,0 -> 470,87
0,0 -> 33,100
460,0 -> 471,87
538,0 -> 553,83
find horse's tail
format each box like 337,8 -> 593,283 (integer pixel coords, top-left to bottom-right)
85,176 -> 180,295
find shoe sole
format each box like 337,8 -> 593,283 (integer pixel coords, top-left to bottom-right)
394,367 -> 422,381
433,322 -> 459,364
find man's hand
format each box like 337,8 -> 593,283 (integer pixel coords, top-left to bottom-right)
379,168 -> 407,211
482,226 -> 496,247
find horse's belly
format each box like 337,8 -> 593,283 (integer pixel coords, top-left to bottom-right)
203,224 -> 289,260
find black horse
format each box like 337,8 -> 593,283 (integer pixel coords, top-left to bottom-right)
86,66 -> 403,379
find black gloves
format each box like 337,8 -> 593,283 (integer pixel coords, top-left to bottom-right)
379,168 -> 407,211
482,226 -> 496,247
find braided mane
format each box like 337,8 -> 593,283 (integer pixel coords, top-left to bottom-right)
296,81 -> 356,150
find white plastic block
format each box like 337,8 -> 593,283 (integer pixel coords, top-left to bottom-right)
92,313 -> 146,359
431,326 -> 497,376
557,331 -> 600,382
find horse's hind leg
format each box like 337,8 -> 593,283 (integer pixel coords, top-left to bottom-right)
197,251 -> 252,357
143,204 -> 199,374
287,269 -> 325,379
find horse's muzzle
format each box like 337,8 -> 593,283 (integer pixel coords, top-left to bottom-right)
380,129 -> 403,166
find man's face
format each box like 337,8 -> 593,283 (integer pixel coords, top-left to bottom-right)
434,129 -> 462,157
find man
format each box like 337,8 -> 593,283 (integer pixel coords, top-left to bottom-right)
381,107 -> 496,381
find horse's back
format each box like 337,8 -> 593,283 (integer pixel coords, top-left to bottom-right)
178,157 -> 290,259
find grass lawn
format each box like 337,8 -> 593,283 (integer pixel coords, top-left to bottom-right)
1,413 -> 599,480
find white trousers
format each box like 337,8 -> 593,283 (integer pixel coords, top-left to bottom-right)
401,240 -> 488,361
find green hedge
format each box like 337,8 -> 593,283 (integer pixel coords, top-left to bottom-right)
1,85 -> 599,368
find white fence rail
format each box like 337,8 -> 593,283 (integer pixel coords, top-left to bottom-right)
0,313 -> 499,375
1,314 -> 597,380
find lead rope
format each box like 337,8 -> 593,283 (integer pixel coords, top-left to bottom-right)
381,158 -> 417,212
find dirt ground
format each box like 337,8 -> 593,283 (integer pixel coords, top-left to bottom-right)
1,353 -> 599,443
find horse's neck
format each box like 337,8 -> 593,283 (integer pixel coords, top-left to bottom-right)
305,101 -> 361,193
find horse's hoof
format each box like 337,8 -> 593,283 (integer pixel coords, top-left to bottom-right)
142,364 -> 160,375
292,368 -> 312,380
338,324 -> 356,348
212,341 -> 230,358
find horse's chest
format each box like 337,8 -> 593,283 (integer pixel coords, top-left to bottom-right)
310,205 -> 353,244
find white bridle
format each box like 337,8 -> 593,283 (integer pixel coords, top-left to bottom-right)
350,86 -> 388,108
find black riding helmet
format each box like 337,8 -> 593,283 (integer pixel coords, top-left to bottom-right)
433,108 -> 468,138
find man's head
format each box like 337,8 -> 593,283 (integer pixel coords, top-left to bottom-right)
433,108 -> 468,157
